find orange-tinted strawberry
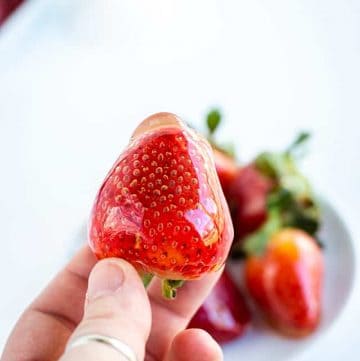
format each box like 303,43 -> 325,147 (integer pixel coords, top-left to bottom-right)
245,228 -> 323,336
189,269 -> 251,343
89,113 -> 233,297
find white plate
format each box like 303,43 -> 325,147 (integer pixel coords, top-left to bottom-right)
223,199 -> 355,361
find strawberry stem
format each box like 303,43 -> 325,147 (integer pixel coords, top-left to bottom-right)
162,279 -> 184,299
141,273 -> 154,288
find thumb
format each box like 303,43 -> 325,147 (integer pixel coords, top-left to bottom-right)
60,258 -> 151,361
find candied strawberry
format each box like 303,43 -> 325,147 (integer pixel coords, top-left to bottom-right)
89,113 -> 233,297
0,0 -> 23,25
188,269 -> 251,343
213,148 -> 237,196
228,165 -> 272,239
245,228 -> 323,336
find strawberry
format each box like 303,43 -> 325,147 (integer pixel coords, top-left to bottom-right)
203,109 -> 272,243
245,228 -> 323,336
204,108 -> 238,196
228,165 -> 272,240
89,112 -> 233,298
213,148 -> 238,195
0,0 -> 23,25
188,269 -> 251,343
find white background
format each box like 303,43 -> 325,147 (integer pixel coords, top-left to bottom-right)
0,0 -> 359,360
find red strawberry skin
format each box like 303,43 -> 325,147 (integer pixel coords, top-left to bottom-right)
89,113 -> 233,280
213,148 -> 237,195
188,269 -> 251,343
245,228 -> 323,336
0,0 -> 23,25
228,165 -> 272,239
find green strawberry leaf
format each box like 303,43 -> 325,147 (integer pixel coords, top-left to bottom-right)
286,131 -> 311,157
253,131 -> 321,239
206,109 -> 222,136
243,210 -> 282,256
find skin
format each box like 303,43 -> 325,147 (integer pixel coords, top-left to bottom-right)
2,246 -> 223,361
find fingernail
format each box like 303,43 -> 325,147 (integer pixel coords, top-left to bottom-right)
87,260 -> 125,300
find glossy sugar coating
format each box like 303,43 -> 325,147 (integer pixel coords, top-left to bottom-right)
245,229 -> 323,336
89,124 -> 232,280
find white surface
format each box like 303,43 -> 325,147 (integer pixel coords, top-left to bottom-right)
0,0 -> 359,359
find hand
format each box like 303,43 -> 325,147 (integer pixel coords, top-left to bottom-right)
2,246 -> 223,361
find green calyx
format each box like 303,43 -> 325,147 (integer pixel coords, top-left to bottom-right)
141,273 -> 154,288
162,279 -> 185,299
254,132 -> 321,235
242,132 -> 322,257
141,275 -> 185,299
242,209 -> 282,257
267,187 -> 320,235
255,130 -> 311,179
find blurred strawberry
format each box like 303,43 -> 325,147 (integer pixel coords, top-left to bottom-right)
228,165 -> 272,240
204,108 -> 238,195
0,0 -> 23,25
213,148 -> 237,195
189,269 -> 251,343
203,109 -> 273,243
245,227 -> 323,336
